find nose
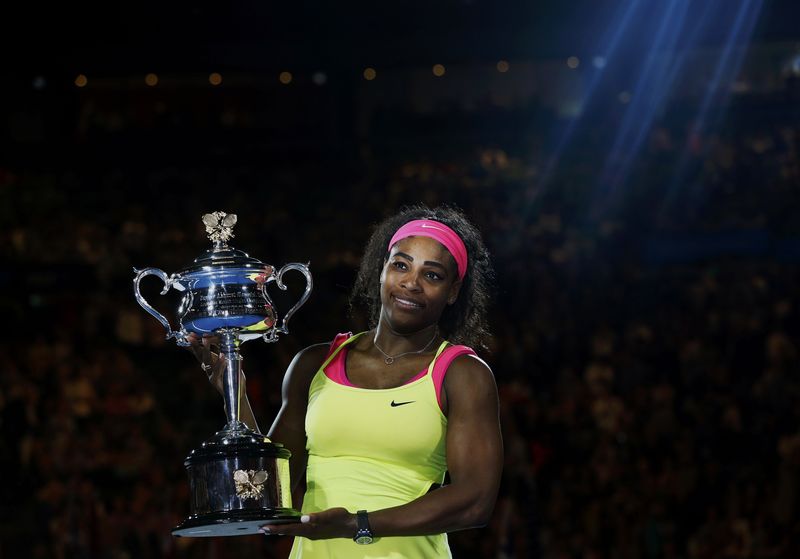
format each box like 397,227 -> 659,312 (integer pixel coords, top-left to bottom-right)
400,271 -> 423,292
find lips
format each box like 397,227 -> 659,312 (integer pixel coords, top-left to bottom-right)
392,295 -> 425,310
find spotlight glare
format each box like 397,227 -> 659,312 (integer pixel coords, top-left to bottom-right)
312,71 -> 327,85
791,55 -> 800,75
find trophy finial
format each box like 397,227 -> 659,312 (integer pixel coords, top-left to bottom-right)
202,211 -> 238,245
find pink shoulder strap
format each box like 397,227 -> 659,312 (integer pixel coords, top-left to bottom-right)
322,332 -> 357,387
323,332 -> 352,361
432,345 -> 477,411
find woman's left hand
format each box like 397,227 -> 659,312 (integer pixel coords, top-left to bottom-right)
260,508 -> 356,540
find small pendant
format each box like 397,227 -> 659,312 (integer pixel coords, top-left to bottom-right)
384,357 -> 394,365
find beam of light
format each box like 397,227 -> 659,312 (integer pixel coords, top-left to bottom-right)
590,0 -> 693,218
508,0 -> 645,249
508,0 -> 767,249
650,0 -> 719,109
535,0 -> 643,194
588,0 -> 721,217
659,0 -> 765,221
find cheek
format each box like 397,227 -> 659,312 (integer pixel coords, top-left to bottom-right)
447,282 -> 462,305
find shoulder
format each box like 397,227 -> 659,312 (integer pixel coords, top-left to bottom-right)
290,332 -> 355,371
296,331 -> 363,366
292,342 -> 332,368
447,351 -> 494,383
281,341 -> 335,395
443,352 -> 497,402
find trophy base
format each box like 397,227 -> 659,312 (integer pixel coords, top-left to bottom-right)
173,507 -> 301,537
177,432 -> 298,538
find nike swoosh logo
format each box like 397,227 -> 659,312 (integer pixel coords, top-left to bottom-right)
390,400 -> 415,407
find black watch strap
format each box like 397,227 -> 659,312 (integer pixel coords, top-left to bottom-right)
353,510 -> 374,544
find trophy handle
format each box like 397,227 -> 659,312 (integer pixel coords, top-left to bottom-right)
264,263 -> 312,342
132,267 -> 190,346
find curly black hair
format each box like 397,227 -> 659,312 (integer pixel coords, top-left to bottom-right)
348,204 -> 495,352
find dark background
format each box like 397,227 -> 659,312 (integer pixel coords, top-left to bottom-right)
2,1 -> 800,557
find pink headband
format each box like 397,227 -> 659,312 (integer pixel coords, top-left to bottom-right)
388,219 -> 468,280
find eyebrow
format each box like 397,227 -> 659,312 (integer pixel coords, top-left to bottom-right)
394,251 -> 448,271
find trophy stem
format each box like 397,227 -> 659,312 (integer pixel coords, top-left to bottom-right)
219,329 -> 247,433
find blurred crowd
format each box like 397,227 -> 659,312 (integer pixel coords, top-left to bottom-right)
1,66 -> 799,559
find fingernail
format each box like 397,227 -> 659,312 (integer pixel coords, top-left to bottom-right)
260,527 -> 271,534
300,515 -> 311,523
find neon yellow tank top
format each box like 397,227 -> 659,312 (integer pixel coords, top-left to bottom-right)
289,332 -> 452,559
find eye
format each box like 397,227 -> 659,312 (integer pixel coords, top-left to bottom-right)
425,271 -> 443,281
392,261 -> 408,270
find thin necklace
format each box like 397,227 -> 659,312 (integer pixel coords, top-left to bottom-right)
373,328 -> 438,365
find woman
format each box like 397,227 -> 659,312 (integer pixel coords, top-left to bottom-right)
192,204 -> 503,558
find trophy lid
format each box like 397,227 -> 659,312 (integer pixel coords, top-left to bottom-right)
180,211 -> 267,274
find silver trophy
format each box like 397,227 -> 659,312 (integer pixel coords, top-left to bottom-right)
133,211 -> 311,537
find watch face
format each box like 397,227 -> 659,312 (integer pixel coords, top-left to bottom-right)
355,534 -> 374,545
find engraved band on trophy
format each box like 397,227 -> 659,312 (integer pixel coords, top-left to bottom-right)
133,211 -> 312,537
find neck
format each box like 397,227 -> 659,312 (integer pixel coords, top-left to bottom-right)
373,320 -> 439,355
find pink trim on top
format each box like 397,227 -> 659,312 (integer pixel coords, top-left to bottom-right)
322,333 -> 431,388
322,333 -> 477,412
431,345 -> 476,411
322,333 -> 357,387
388,219 -> 468,280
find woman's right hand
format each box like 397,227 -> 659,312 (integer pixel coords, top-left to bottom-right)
185,332 -> 226,394
185,332 -> 258,432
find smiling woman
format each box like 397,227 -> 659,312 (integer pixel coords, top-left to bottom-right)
351,206 -> 494,352
191,204 -> 502,558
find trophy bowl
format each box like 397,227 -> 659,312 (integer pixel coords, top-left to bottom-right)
133,212 -> 311,537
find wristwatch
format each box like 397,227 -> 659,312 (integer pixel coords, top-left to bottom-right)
353,510 -> 374,544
